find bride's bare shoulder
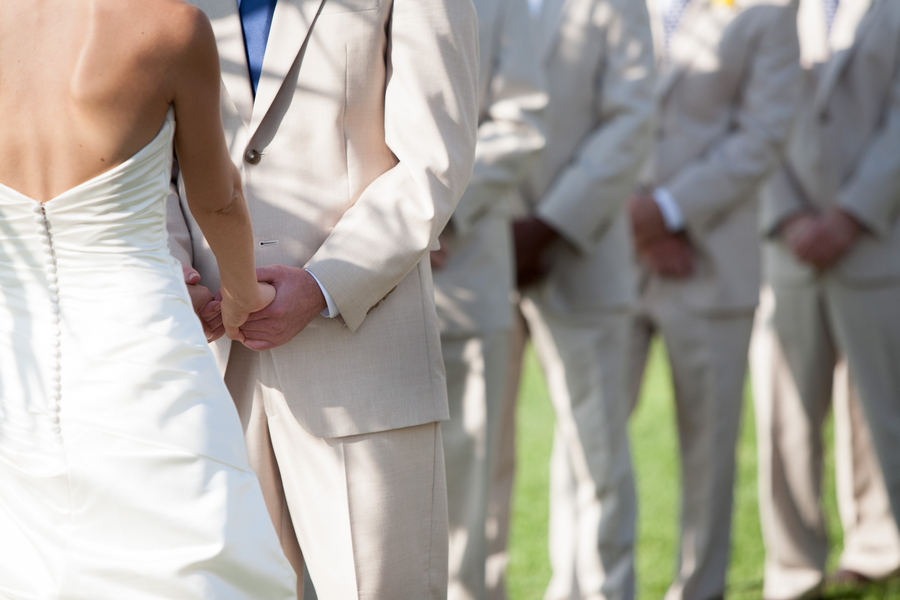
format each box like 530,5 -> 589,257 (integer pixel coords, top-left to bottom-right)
95,0 -> 219,94
116,0 -> 215,60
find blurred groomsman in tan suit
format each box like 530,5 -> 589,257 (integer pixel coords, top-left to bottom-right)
431,0 -> 546,597
486,0 -> 655,598
628,0 -> 800,598
753,0 -> 900,597
752,329 -> 900,598
167,0 -> 479,597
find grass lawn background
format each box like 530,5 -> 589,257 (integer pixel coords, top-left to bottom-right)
505,341 -> 900,600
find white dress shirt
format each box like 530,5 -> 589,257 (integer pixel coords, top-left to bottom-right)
653,187 -> 686,231
305,270 -> 340,318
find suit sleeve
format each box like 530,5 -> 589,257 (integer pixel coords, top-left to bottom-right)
666,5 -> 801,238
304,0 -> 480,332
450,0 -> 548,237
836,35 -> 900,238
534,0 -> 655,254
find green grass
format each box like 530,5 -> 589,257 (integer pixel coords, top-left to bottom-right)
506,341 -> 898,600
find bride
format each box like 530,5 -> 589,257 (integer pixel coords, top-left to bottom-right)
0,1 -> 297,598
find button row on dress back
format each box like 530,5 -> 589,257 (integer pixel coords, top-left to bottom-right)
33,202 -> 63,445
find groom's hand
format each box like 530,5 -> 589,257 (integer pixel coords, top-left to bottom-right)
239,265 -> 327,351
181,263 -> 225,342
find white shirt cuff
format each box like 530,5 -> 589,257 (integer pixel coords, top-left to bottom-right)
653,187 -> 686,232
305,269 -> 340,318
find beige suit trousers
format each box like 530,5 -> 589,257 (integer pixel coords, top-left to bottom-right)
223,343 -> 449,600
442,331 -> 512,600
752,285 -> 900,600
485,313 -> 527,600
629,292 -> 754,600
496,296 -> 637,600
834,381 -> 900,580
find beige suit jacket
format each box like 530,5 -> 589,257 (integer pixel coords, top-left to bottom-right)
167,0 -> 479,438
433,0 -> 547,337
761,0 -> 900,286
520,0 -> 655,313
642,0 -> 800,312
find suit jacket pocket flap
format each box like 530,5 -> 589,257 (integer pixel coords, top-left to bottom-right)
321,0 -> 379,14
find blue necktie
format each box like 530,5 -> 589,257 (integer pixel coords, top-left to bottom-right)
662,0 -> 691,56
823,0 -> 840,36
240,0 -> 278,96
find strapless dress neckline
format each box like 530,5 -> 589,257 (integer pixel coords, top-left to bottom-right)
0,108 -> 176,207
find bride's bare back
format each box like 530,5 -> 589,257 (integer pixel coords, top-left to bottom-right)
0,0 -> 275,337
0,0 -> 220,203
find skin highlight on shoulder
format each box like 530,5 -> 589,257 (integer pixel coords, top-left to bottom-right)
0,0 -> 217,202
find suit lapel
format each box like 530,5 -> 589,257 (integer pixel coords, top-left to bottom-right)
813,0 -> 879,116
539,0 -> 571,62
249,0 -> 327,138
191,0 -> 254,128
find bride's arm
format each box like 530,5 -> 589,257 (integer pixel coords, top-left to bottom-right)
167,8 -> 273,341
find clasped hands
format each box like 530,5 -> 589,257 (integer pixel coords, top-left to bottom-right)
182,264 -> 327,351
779,208 -> 861,270
628,192 -> 693,278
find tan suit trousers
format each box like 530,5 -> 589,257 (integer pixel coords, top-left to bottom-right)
751,285 -> 900,600
629,292 -> 754,600
487,295 -> 637,600
224,343 -> 449,600
442,331 -> 512,600
485,314 -> 527,600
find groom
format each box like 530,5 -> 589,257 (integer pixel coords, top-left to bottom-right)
168,0 -> 479,598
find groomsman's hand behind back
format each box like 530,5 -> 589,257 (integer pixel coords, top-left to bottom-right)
628,193 -> 668,250
629,194 -> 694,279
513,216 -> 558,288
815,208 -> 862,267
640,234 -> 694,279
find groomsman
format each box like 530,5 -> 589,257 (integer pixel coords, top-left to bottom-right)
168,0 -> 479,598
753,0 -> 900,596
826,380 -> 900,587
752,312 -> 900,597
628,0 -> 799,598
431,0 -> 546,598
488,0 -> 655,598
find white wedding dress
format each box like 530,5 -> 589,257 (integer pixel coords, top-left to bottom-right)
0,109 -> 297,600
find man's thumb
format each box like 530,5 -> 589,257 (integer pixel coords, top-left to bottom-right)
181,263 -> 201,285
255,265 -> 280,283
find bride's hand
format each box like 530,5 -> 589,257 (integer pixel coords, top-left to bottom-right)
221,282 -> 276,342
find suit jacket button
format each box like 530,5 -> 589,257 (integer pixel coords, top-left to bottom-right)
245,149 -> 262,164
